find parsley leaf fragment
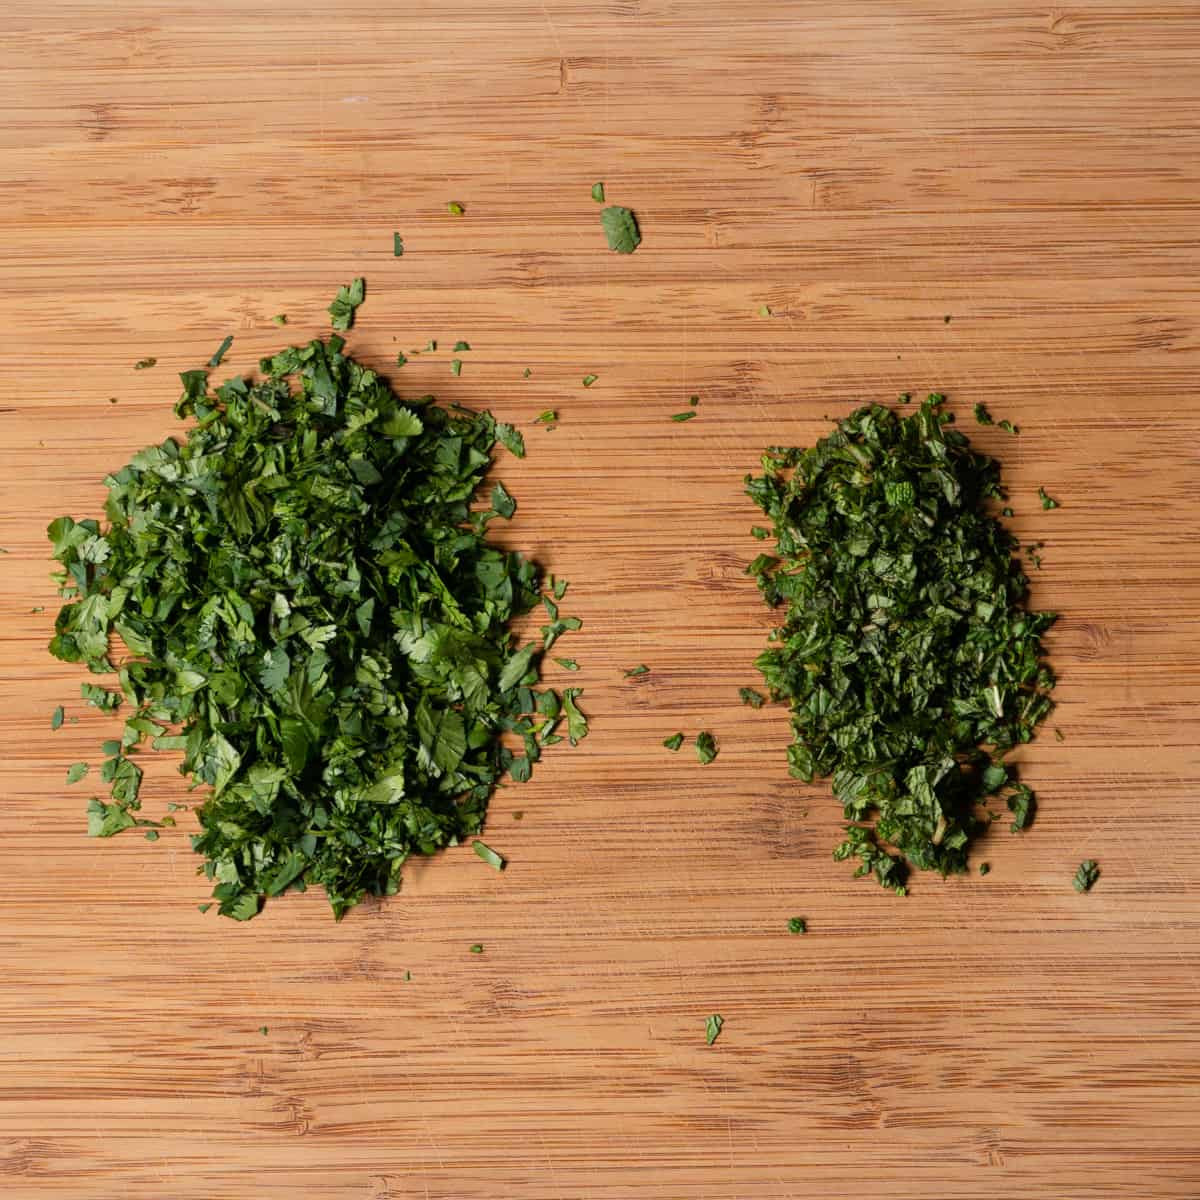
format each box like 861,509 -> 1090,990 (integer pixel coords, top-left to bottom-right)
473,840 -> 506,871
1038,487 -> 1060,510
134,358 -> 157,370
705,1014 -> 723,1045
787,917 -> 806,934
51,705 -> 64,731
670,411 -> 696,422
66,762 -> 89,784
582,374 -> 598,388
600,205 -> 640,254
1072,859 -> 1099,892
738,687 -> 765,709
328,277 -> 365,331
208,335 -> 234,369
695,731 -> 718,765
623,665 -> 649,677
591,182 -> 605,203
663,733 -> 684,751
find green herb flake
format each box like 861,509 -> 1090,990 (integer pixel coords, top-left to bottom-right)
134,357 -> 157,370
670,411 -> 696,422
523,367 -> 532,378
48,286 -> 582,920
469,943 -> 484,954
1055,728 -> 1065,742
453,341 -> 471,352
51,705 -> 64,731
600,205 -> 640,254
271,314 -> 287,326
695,731 -> 718,765
473,840 -> 506,871
705,1014 -> 724,1046
207,335 -> 234,369
451,359 -> 463,377
31,606 -> 45,613
396,351 -> 408,367
535,410 -> 557,425
591,182 -> 605,203
787,917 -> 806,934
738,687 -> 765,709
1038,487 -> 1060,510
979,862 -> 991,876
623,665 -> 649,677
663,733 -> 685,752
447,201 -> 465,216
745,393 -> 1056,894
689,395 -> 700,406
555,658 -> 580,671
758,305 -> 771,318
393,233 -> 404,257
328,277 -> 365,331
198,903 -> 213,913
66,762 -> 89,785
998,419 -> 1020,436
144,829 -> 160,841
1001,506 -> 1014,517
1072,859 -> 1100,893
561,688 -> 588,745
973,402 -> 994,426
582,374 -> 598,388
495,422 -> 526,458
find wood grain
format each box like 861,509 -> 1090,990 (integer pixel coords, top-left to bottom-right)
2,2 -> 1199,1197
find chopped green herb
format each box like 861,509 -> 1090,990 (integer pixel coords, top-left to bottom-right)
551,577 -> 568,601
978,862 -> 990,876
663,733 -> 684,752
424,339 -> 437,352
393,232 -> 404,256
31,606 -> 45,613
51,705 -> 64,731
470,943 -> 483,954
758,305 -> 771,318
600,205 -> 640,254
447,201 -> 465,216
453,341 -> 471,352
490,480 -> 517,519
670,411 -> 696,422
396,351 -> 408,367
48,287 -> 582,920
472,840 -> 506,871
554,658 -> 580,671
738,687 -> 765,709
134,358 -> 157,370
695,731 -> 718,765
746,394 -> 1056,894
66,762 -> 89,785
1038,487 -> 1060,510
327,277 -> 365,331
998,419 -> 1020,436
705,1014 -> 723,1045
1001,506 -> 1014,517
495,422 -> 525,458
535,410 -> 558,425
1072,859 -> 1100,893
591,182 -> 605,203
973,402 -> 994,426
512,811 -> 524,821
198,903 -> 213,913
1055,728 -> 1065,742
523,367 -> 532,378
451,359 -> 463,377
689,395 -> 700,406
207,335 -> 234,369
623,665 -> 649,678
144,829 -> 160,841
561,688 -> 588,745
271,314 -> 287,326
403,970 -> 412,981
898,392 -> 912,404
582,374 -> 598,388
259,1026 -> 269,1035
787,917 -> 806,935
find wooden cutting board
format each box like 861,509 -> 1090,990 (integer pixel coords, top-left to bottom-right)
2,3 -> 1198,1197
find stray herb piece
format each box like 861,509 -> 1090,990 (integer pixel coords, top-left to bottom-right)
208,336 -> 234,369
689,395 -> 699,406
979,862 -> 991,876
198,903 -> 212,913
48,298 -> 582,920
328,277 -> 365,331
396,352 -> 408,367
746,393 -> 1056,894
663,733 -> 684,752
31,606 -> 45,613
272,314 -> 287,326
600,205 -> 640,254
454,341 -> 471,352
670,411 -> 696,423
1072,859 -> 1100,893
535,410 -> 557,425
447,201 -> 465,216
738,687 -> 765,709
473,840 -> 506,871
495,423 -> 525,458
512,811 -> 524,821
403,970 -> 412,981
490,481 -> 517,520
555,658 -> 580,671
787,917 -> 806,935
470,943 -> 483,954
623,665 -> 650,677
424,339 -> 437,352
134,358 -> 157,370
582,374 -> 598,388
974,403 -> 994,426
1001,506 -> 1014,517
591,182 -> 605,203
1055,728 -> 1065,742
898,392 -> 912,405
393,233 -> 404,257
523,367 -> 532,378
705,1014 -> 723,1046
144,829 -> 160,841
259,1026 -> 269,1035
695,731 -> 718,765
1038,487 -> 1060,510
51,705 -> 64,731
451,359 -> 463,377
998,419 -> 1019,436
66,762 -> 89,784
758,305 -> 771,318
561,688 -> 589,745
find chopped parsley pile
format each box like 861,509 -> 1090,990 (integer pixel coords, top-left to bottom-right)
746,394 -> 1056,893
48,293 -> 584,920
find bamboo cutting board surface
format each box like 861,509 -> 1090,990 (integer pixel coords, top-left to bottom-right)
2,3 -> 1199,1197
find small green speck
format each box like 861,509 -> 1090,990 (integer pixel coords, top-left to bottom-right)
582,374 -> 598,388
787,917 -> 806,935
470,943 -> 484,954
144,830 -> 159,841
447,201 -> 465,216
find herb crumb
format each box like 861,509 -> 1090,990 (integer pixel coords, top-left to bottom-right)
1073,859 -> 1100,893
705,1014 -> 724,1045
